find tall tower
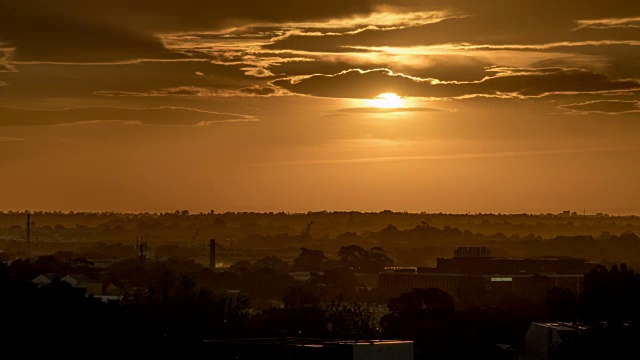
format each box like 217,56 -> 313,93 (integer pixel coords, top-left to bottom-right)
136,236 -> 148,262
26,213 -> 31,243
209,239 -> 216,269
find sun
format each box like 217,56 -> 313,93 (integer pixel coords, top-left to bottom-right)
367,93 -> 405,109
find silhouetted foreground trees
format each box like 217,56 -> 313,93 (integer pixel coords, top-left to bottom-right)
1,258 -> 639,360
0,259 -> 379,359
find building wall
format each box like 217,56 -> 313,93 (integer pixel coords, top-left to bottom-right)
524,324 -> 553,360
350,342 -> 414,360
379,272 -> 584,299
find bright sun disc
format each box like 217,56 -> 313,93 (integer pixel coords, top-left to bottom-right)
367,93 -> 404,109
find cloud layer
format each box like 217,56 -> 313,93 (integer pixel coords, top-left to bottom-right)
0,1 -> 639,110
0,107 -> 257,126
273,68 -> 640,99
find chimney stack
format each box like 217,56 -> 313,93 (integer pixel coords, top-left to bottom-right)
209,239 -> 216,269
26,213 -> 31,243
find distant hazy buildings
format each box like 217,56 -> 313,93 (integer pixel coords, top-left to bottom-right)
380,247 -> 595,300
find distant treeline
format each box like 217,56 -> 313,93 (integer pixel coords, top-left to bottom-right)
2,212 -> 640,269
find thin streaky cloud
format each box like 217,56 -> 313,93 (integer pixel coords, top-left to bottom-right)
0,136 -> 24,142
271,146 -> 636,166
559,100 -> 640,115
575,17 -> 640,30
0,106 -> 259,127
346,41 -> 640,56
336,107 -> 447,114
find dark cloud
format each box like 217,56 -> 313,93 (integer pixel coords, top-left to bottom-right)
0,4 -> 184,63
264,1 -> 640,53
0,61 -> 264,99
0,0 -> 639,108
0,1 -> 378,63
529,43 -> 640,79
560,100 -> 640,114
238,86 -> 279,96
270,54 -> 491,82
273,68 -> 640,99
0,107 -> 257,126
95,85 -> 280,98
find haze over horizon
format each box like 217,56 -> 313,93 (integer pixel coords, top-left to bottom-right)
1,1 -> 639,214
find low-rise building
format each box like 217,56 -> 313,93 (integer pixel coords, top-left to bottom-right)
379,247 -> 595,300
203,338 -> 414,360
523,322 -> 584,360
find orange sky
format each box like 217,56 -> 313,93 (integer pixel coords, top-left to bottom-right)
1,1 -> 639,214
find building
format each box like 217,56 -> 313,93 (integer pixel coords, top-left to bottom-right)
523,323 -> 583,360
379,247 -> 595,300
32,273 -> 58,287
61,274 -> 103,296
202,338 -> 414,360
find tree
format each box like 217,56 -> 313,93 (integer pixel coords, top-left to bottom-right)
252,256 -> 290,274
325,301 -> 378,340
337,245 -> 393,274
381,288 -> 456,359
292,248 -> 326,272
545,287 -> 577,322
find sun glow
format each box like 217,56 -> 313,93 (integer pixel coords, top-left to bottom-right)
367,93 -> 405,109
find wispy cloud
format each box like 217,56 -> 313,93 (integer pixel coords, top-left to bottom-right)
336,107 -> 447,114
559,100 -> 640,115
272,67 -> 640,100
0,136 -> 24,142
272,146 -> 636,165
0,106 -> 259,127
94,85 -> 283,97
575,17 -> 640,30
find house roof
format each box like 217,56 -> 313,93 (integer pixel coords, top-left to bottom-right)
32,273 -> 59,283
62,273 -> 94,285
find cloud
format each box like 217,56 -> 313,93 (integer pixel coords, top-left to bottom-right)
95,85 -> 281,97
0,0 -> 380,63
263,1 -> 640,54
268,52 -> 492,82
241,67 -> 276,78
275,10 -> 452,32
0,107 -> 258,127
336,107 -> 446,114
0,136 -> 24,142
0,61 -> 273,99
272,146 -> 636,165
238,86 -> 279,96
1,0 -> 639,111
0,49 -> 15,72
272,67 -> 640,99
575,17 -> 640,30
560,100 -> 640,115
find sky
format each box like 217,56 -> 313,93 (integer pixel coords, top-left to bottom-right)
1,1 -> 639,214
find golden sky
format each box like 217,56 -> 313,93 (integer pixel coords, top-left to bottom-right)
1,1 -> 639,214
